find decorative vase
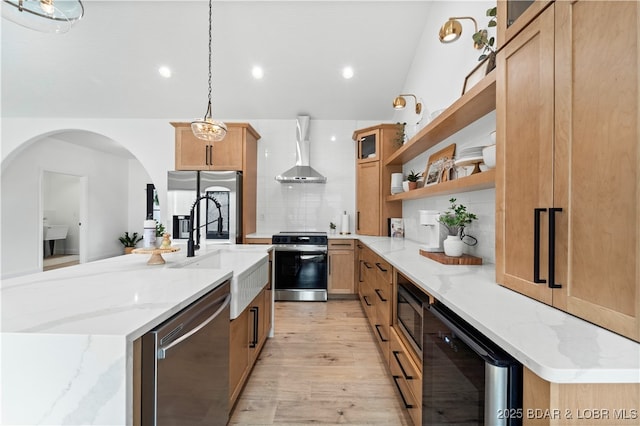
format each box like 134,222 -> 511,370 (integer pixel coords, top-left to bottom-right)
443,235 -> 464,257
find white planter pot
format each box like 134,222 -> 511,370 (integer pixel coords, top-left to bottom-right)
443,235 -> 464,257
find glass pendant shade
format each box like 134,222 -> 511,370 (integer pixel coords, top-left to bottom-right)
2,0 -> 84,33
191,118 -> 228,142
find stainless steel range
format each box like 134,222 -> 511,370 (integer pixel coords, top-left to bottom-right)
272,232 -> 328,301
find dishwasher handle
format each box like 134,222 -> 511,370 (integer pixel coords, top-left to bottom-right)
157,293 -> 231,360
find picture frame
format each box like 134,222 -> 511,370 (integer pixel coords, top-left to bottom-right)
423,143 -> 456,186
461,53 -> 496,95
390,218 -> 404,238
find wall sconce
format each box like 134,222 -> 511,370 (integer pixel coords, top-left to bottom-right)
392,94 -> 422,115
439,16 -> 486,50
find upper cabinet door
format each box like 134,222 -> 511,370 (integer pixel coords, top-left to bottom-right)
496,4 -> 555,305
356,161 -> 381,236
210,126 -> 243,171
356,129 -> 379,164
174,124 -> 211,171
553,0 -> 639,341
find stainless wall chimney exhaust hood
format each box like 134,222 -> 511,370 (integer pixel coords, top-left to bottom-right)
275,116 -> 327,183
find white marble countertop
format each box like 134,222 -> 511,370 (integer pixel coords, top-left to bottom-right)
1,243 -> 272,425
356,236 -> 640,385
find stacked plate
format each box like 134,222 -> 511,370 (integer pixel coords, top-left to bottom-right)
454,146 -> 485,165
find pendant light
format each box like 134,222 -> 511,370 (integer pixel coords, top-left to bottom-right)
2,0 -> 84,33
191,0 -> 227,142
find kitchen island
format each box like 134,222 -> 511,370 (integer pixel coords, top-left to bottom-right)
1,244 -> 272,426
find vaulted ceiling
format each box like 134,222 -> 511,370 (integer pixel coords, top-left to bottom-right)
2,1 -> 433,121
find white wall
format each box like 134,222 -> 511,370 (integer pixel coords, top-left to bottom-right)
251,118 -> 377,234
393,1 -> 497,262
1,137 -> 134,277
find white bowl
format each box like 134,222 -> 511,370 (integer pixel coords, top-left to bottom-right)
482,144 -> 496,169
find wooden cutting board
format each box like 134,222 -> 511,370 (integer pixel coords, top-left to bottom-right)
419,249 -> 483,265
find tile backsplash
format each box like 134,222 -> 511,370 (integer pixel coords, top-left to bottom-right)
403,189 -> 496,264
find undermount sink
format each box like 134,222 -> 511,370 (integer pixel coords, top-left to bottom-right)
179,249 -> 269,319
43,225 -> 69,241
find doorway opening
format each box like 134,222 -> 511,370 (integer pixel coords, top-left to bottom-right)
42,171 -> 86,271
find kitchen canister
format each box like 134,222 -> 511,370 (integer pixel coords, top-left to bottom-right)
391,173 -> 403,194
143,219 -> 157,248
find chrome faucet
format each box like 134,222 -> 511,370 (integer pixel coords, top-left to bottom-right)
187,195 -> 223,257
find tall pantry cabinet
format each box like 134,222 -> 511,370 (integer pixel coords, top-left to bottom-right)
496,0 -> 639,342
352,124 -> 402,236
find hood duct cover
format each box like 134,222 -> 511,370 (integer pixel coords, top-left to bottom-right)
275,116 -> 327,183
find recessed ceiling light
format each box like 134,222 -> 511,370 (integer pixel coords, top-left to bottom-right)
252,66 -> 264,79
158,66 -> 172,78
330,135 -> 337,142
342,66 -> 354,79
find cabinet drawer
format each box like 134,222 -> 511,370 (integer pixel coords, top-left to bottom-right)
328,239 -> 355,250
372,257 -> 392,283
390,327 -> 422,426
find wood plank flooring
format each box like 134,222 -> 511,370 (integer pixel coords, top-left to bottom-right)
229,300 -> 412,425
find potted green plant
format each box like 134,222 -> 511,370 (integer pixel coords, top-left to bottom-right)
393,122 -> 407,148
406,170 -> 422,190
438,198 -> 478,257
119,231 -> 143,254
473,7 -> 497,68
329,222 -> 337,234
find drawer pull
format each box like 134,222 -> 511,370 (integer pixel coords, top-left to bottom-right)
375,262 -> 388,272
363,261 -> 373,269
363,295 -> 372,307
392,376 -> 414,409
374,324 -> 389,342
374,288 -> 387,302
392,350 -> 413,380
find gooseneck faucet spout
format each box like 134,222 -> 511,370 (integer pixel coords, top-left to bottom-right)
187,195 -> 223,257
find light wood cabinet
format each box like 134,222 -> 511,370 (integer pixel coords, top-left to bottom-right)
328,239 -> 355,295
357,244 -> 392,362
171,122 -> 260,243
172,122 -> 259,171
496,1 -> 639,342
523,367 -> 640,426
229,284 -> 271,408
389,327 -> 422,426
353,125 -> 402,236
496,0 -> 553,48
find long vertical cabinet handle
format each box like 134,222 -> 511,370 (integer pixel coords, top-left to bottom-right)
548,208 -> 563,289
205,145 -> 210,165
357,212 -> 360,231
249,307 -> 259,348
328,254 -> 332,276
533,208 -> 547,284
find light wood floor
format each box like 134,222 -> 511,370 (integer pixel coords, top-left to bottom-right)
229,300 -> 412,425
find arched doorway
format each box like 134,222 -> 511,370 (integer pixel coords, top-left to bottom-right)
1,129 -> 157,278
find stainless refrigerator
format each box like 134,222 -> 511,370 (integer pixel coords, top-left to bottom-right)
167,171 -> 243,245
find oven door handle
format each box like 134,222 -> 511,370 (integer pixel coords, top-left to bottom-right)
273,245 -> 327,253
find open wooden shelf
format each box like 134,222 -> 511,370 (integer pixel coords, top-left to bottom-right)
385,70 -> 496,166
387,169 -> 495,202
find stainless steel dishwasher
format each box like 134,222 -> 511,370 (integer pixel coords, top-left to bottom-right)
141,281 -> 231,426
